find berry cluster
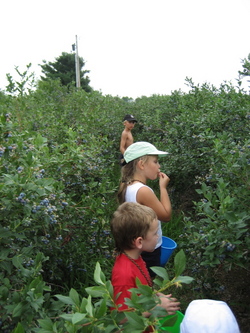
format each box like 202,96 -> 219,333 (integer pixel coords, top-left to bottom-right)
0,146 -> 6,157
16,192 -> 29,205
34,168 -> 45,179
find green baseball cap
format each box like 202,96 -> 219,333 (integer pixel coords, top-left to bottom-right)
124,142 -> 169,163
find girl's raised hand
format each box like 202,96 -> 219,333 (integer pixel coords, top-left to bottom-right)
158,172 -> 170,188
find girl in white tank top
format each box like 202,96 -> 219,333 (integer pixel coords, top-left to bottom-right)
117,142 -> 172,276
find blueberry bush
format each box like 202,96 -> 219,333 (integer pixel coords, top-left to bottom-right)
0,73 -> 249,332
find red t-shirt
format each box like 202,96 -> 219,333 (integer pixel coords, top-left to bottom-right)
111,253 -> 151,311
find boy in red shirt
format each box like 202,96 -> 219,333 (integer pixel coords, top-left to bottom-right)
111,202 -> 180,317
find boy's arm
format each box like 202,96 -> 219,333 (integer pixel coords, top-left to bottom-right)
120,131 -> 127,155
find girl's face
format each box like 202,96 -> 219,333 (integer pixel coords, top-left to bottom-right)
143,155 -> 160,180
142,218 -> 159,252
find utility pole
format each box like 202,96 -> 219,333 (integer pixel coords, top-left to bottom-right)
74,35 -> 81,88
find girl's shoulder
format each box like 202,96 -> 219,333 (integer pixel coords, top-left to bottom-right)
127,182 -> 153,194
137,184 -> 153,192
126,183 -> 153,202
128,182 -> 152,189
136,185 -> 156,205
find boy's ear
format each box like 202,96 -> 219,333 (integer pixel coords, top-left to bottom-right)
134,237 -> 143,249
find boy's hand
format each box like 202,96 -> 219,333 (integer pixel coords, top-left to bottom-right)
157,293 -> 180,315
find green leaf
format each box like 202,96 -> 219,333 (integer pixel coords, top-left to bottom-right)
34,134 -> 47,148
153,277 -> 164,289
106,280 -> 114,298
85,285 -> 108,298
12,256 -> 22,269
72,312 -> 87,325
35,188 -> 46,196
37,318 -> 54,330
150,305 -> 168,318
13,302 -> 25,317
29,276 -> 42,290
12,322 -> 25,333
174,250 -> 186,277
0,226 -> 12,239
174,276 -> 194,284
104,324 -> 121,333
69,288 -> 80,307
0,261 -> 12,274
41,178 -> 54,186
86,295 -> 93,317
95,298 -> 107,318
3,174 -> 16,185
80,297 -> 88,312
0,248 -> 11,259
0,285 -> 9,300
124,311 -> 146,330
25,151 -> 33,165
55,294 -> 75,305
151,266 -> 169,281
93,262 -> 105,285
131,283 -> 153,297
203,204 -> 215,217
60,313 -> 73,322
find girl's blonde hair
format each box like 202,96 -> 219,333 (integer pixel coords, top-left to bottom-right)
117,155 -> 149,204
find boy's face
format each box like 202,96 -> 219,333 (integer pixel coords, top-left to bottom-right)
124,120 -> 136,129
141,218 -> 159,252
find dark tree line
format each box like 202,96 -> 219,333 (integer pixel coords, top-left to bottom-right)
40,52 -> 92,92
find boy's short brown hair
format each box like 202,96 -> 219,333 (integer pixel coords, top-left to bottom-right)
111,202 -> 157,253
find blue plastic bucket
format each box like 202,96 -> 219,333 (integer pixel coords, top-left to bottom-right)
160,236 -> 177,266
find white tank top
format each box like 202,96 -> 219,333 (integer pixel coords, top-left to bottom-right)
125,182 -> 163,248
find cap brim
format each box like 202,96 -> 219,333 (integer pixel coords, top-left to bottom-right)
148,150 -> 169,156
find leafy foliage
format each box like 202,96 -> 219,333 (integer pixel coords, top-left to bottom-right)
6,63 -> 36,96
39,52 -> 92,92
239,53 -> 250,82
0,63 -> 250,331
36,254 -> 192,333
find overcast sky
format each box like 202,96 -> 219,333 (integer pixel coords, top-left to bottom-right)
1,0 -> 250,98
